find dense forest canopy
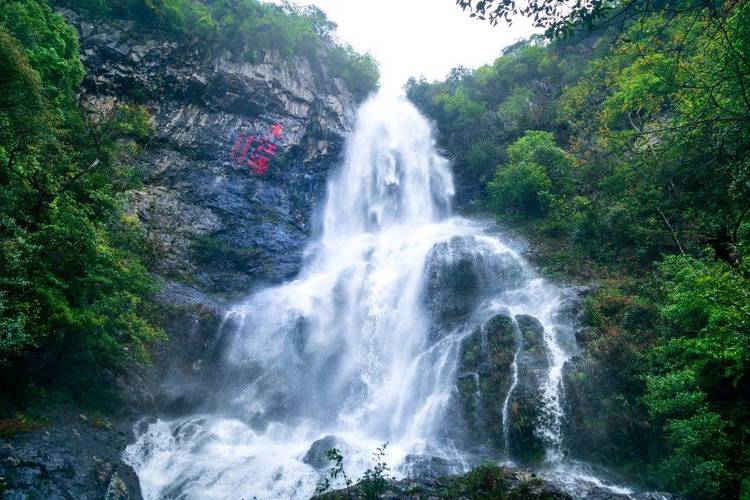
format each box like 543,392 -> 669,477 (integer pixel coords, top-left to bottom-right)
0,0 -> 163,406
408,0 -> 749,497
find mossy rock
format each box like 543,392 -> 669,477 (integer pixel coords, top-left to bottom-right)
507,314 -> 549,465
451,313 -> 518,452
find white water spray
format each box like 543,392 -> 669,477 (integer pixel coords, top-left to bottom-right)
125,92 -> 630,499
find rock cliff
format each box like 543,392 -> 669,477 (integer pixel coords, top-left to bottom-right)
69,9 -> 357,295
66,8 -> 363,414
0,9 -> 361,500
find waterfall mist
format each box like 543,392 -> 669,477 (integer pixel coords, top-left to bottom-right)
124,92 -> 628,499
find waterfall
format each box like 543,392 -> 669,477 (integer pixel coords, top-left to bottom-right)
124,92 -> 629,499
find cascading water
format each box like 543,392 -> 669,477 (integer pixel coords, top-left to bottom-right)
125,92 -> 633,499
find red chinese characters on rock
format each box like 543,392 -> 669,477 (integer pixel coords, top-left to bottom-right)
230,122 -> 283,175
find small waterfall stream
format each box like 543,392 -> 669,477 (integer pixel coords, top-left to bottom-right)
500,320 -> 521,455
125,92 -> 635,499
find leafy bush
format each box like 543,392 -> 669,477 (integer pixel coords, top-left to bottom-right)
488,131 -> 574,217
315,443 -> 392,499
444,463 -> 509,499
489,161 -> 552,217
643,256 -> 750,497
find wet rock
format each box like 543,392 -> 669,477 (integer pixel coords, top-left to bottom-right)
559,285 -> 659,478
303,435 -> 346,470
399,454 -> 465,479
551,285 -> 592,326
0,408 -> 141,500
423,246 -> 480,327
448,313 -> 517,453
314,464 -> 571,499
422,236 -> 526,331
507,314 -> 549,464
145,282 -> 232,416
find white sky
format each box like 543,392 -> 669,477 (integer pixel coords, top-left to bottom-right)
285,0 -> 539,89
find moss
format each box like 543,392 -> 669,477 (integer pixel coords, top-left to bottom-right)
445,463 -> 509,499
191,233 -> 267,273
455,316 -> 519,451
0,414 -> 45,437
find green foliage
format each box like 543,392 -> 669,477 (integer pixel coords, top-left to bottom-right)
315,443 -> 392,499
657,256 -> 750,385
506,131 -> 575,193
444,463 -> 509,499
407,38 -> 587,186
0,0 -> 163,407
642,256 -> 750,497
488,131 -> 574,217
410,1 -> 750,496
326,44 -> 380,100
0,0 -> 84,102
54,0 -> 379,99
489,160 -> 552,217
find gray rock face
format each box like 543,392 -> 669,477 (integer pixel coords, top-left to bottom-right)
64,8 -> 358,298
422,236 -> 526,332
0,409 -> 141,500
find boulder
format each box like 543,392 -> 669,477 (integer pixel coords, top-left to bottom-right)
0,409 -> 141,500
448,313 -> 517,453
507,314 -> 549,464
303,435 -> 345,470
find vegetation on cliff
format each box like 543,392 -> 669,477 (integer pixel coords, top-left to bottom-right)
0,0 -> 162,407
53,0 -> 380,98
0,0 -> 378,412
408,1 -> 750,497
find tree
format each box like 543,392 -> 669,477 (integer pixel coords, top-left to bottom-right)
454,0 -> 728,38
455,0 -> 617,37
0,0 -> 162,406
488,131 -> 575,217
489,160 -> 552,217
644,256 -> 750,497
